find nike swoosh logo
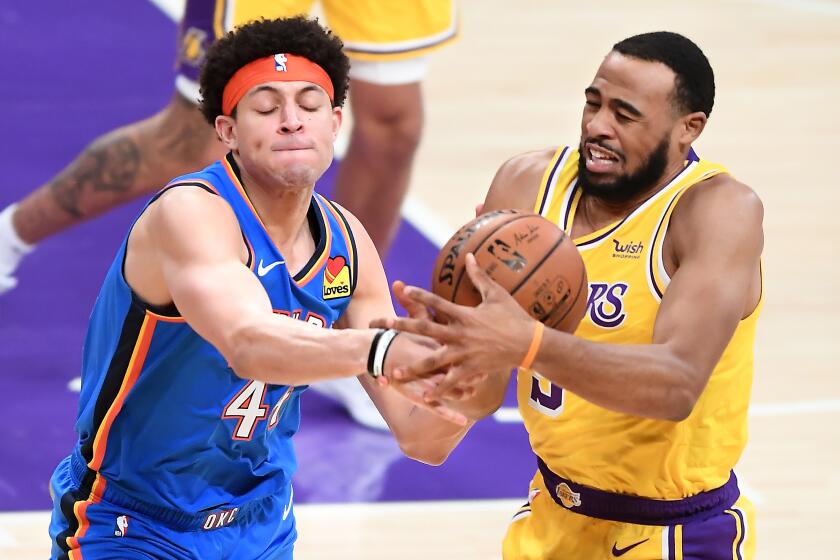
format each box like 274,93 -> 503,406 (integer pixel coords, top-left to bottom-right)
612,538 -> 649,557
282,486 -> 294,521
257,258 -> 285,277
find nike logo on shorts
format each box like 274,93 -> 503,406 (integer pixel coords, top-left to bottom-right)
282,486 -> 294,521
612,538 -> 649,556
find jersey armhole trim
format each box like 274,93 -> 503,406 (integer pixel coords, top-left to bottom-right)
324,200 -> 359,295
121,181 -> 230,319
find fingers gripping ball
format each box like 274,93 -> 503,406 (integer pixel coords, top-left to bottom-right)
432,209 -> 588,333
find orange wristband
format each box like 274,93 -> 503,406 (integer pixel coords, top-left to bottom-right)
520,321 -> 545,370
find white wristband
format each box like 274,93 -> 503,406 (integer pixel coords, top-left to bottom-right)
371,329 -> 400,378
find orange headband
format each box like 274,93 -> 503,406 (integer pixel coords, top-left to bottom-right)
221,53 -> 334,115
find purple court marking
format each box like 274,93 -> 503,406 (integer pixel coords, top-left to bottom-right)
0,1 -> 533,512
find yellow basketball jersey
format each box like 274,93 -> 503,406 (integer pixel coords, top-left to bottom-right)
221,1 -> 457,61
517,147 -> 763,499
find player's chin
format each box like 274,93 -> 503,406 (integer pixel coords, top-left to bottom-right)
274,151 -> 329,174
581,168 -> 619,186
273,164 -> 318,189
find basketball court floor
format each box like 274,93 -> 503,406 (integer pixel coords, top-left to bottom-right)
0,0 -> 837,558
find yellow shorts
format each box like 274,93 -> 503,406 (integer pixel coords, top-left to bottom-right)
215,0 -> 457,61
503,471 -> 756,560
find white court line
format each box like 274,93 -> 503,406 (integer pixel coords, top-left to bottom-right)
748,398 -> 840,417
149,0 -> 183,21
493,407 -> 524,423
740,480 -> 765,506
0,526 -> 15,547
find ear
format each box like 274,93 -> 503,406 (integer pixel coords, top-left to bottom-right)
331,106 -> 343,141
215,115 -> 238,151
679,111 -> 707,145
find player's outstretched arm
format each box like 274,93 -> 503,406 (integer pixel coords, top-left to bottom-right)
128,187 -> 392,386
331,204 -> 474,465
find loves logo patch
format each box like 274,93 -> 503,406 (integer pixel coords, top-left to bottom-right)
323,256 -> 351,300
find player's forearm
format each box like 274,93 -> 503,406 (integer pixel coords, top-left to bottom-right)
393,414 -> 473,466
533,330 -> 700,421
227,316 -> 374,385
446,368 -> 511,421
389,371 -> 509,464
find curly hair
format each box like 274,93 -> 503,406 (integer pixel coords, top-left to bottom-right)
199,16 -> 350,123
613,31 -> 715,118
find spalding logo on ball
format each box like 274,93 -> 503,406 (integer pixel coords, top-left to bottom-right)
432,209 -> 588,333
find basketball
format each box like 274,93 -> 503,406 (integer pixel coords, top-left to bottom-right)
432,209 -> 588,333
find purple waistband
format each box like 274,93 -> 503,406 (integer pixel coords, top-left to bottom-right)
537,457 -> 740,525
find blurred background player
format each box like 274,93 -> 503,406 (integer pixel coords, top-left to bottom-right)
377,31 -> 764,559
0,0 -> 457,430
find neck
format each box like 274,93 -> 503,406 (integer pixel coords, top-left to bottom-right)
580,157 -> 687,230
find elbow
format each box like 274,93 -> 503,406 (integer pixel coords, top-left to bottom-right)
394,427 -> 463,466
664,399 -> 694,422
661,385 -> 702,422
654,355 -> 707,422
398,441 -> 453,466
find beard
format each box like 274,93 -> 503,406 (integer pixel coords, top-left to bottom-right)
577,136 -> 670,205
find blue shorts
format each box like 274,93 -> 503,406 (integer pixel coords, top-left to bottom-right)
49,456 -> 296,560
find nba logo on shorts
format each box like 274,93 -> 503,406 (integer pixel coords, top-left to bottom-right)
275,54 -> 288,72
114,515 -> 129,537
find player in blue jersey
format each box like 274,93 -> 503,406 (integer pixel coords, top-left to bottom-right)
47,17 -> 491,560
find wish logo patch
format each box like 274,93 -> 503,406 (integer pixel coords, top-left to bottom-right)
323,256 -> 351,299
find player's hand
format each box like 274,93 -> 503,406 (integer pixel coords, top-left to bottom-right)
372,253 -> 535,400
378,332 -> 468,425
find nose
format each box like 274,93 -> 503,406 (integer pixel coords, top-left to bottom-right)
278,104 -> 303,133
584,107 -> 615,141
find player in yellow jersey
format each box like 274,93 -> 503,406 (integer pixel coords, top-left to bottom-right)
375,32 -> 764,559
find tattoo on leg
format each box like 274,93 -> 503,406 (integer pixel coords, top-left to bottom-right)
49,136 -> 141,218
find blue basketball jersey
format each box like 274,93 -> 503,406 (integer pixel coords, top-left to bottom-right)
67,153 -> 357,516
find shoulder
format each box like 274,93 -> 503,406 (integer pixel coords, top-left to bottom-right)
140,185 -> 241,255
676,173 -> 764,226
670,173 -> 764,258
152,184 -> 235,226
484,147 -> 564,212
